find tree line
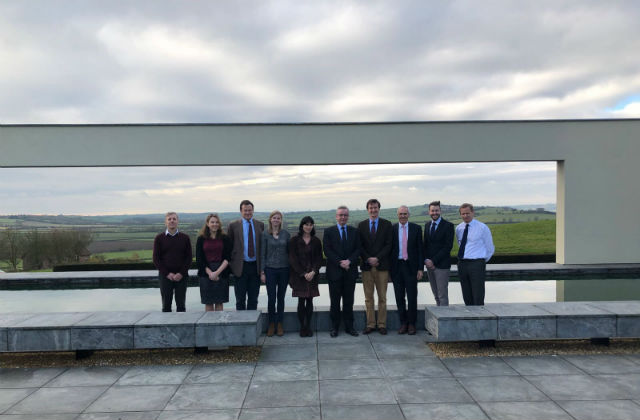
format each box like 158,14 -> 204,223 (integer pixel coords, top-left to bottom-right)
0,228 -> 93,271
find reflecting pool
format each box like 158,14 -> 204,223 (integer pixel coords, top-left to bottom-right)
1,278 -> 638,313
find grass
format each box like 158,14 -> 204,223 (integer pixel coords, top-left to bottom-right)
94,249 -> 153,262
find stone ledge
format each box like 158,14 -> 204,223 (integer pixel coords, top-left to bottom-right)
425,301 -> 640,341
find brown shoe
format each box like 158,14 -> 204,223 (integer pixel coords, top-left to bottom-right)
398,324 -> 408,334
277,322 -> 284,336
408,325 -> 416,335
379,327 -> 388,335
267,322 -> 275,337
362,327 -> 375,334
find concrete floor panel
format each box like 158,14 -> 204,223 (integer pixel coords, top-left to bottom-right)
390,378 -> 473,404
400,402 -> 489,420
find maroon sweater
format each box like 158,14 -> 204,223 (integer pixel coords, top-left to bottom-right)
153,232 -> 193,278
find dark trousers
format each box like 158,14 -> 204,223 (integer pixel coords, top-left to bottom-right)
235,261 -> 260,310
458,259 -> 486,305
392,260 -> 418,326
328,271 -> 356,330
265,267 -> 289,323
159,275 -> 186,312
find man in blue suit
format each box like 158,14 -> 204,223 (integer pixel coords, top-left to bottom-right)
323,206 -> 361,337
390,206 -> 424,335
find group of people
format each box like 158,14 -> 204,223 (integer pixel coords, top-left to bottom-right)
152,199 -> 495,337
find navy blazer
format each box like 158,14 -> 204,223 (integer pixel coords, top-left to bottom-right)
323,224 -> 360,281
390,222 -> 424,277
357,218 -> 393,271
423,218 -> 454,269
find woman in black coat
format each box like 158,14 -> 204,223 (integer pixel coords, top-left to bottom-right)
288,216 -> 322,337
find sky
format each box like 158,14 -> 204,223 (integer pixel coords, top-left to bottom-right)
1,1 -> 638,215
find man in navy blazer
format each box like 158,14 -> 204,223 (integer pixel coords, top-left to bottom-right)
323,206 -> 361,337
423,201 -> 454,306
390,206 -> 424,334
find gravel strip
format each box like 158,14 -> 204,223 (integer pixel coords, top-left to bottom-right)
0,347 -> 261,368
429,338 -> 640,358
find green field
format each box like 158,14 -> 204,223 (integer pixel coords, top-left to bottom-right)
94,249 -> 154,262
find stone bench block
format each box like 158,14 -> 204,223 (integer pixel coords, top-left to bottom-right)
535,302 -> 616,338
0,313 -> 38,352
589,301 -> 640,337
196,310 -> 262,346
71,311 -> 149,350
426,305 -> 497,341
7,312 -> 92,352
484,303 -> 556,340
134,312 -> 204,349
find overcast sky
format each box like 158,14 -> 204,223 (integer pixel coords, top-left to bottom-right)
1,1 -> 637,215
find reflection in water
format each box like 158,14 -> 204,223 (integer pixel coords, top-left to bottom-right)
1,281 -> 556,313
1,279 -> 638,313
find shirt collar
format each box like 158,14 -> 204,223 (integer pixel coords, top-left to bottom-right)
165,229 -> 179,236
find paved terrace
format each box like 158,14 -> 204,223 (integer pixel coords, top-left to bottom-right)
2,331 -> 640,419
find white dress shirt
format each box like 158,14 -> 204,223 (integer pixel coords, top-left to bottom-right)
455,219 -> 495,262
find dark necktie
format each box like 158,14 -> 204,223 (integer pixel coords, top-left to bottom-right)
430,222 -> 436,237
247,222 -> 255,258
341,226 -> 347,243
458,223 -> 469,260
370,221 -> 376,239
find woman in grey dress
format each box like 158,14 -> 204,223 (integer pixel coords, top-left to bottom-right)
260,210 -> 290,337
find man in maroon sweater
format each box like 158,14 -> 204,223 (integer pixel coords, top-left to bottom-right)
153,212 -> 193,312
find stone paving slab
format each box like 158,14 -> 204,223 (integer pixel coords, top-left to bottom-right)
501,355 -> 584,376
134,312 -> 203,349
442,357 -> 519,377
321,404 -> 404,420
524,374 -> 631,400
557,399 -> 640,420
320,379 -> 395,406
183,363 -> 255,385
0,367 -> 65,388
46,366 -> 127,387
479,401 -> 573,420
0,414 -> 80,420
165,383 -> 248,410
458,376 -> 549,402
0,388 -> 36,413
5,386 -> 107,415
158,409 -> 238,420
196,310 -> 261,347
0,314 -> 38,352
317,342 -> 376,360
400,403 -> 489,420
116,365 -> 193,386
380,357 -> 452,378
239,406 -> 321,420
318,358 -> 382,380
70,311 -> 150,350
562,354 -> 640,374
7,312 -> 93,352
85,385 -> 177,413
253,360 -> 318,382
244,380 -> 318,408
260,343 -> 317,362
389,378 -> 473,404
77,412 -> 161,420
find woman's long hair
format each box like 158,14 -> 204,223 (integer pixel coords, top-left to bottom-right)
198,213 -> 224,239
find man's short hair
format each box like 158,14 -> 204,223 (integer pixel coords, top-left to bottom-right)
366,198 -> 380,209
336,205 -> 349,213
239,199 -> 254,210
165,212 -> 178,219
459,203 -> 474,213
397,205 -> 409,214
428,200 -> 441,209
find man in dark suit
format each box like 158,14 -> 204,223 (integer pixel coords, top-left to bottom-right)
227,199 -> 264,310
390,206 -> 424,334
357,198 -> 393,335
323,205 -> 361,337
423,200 -> 454,306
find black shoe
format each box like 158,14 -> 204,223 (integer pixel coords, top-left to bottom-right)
345,329 -> 359,337
379,327 -> 388,335
330,329 -> 338,337
362,327 -> 375,334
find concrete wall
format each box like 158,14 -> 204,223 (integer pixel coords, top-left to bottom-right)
1,120 -> 639,264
